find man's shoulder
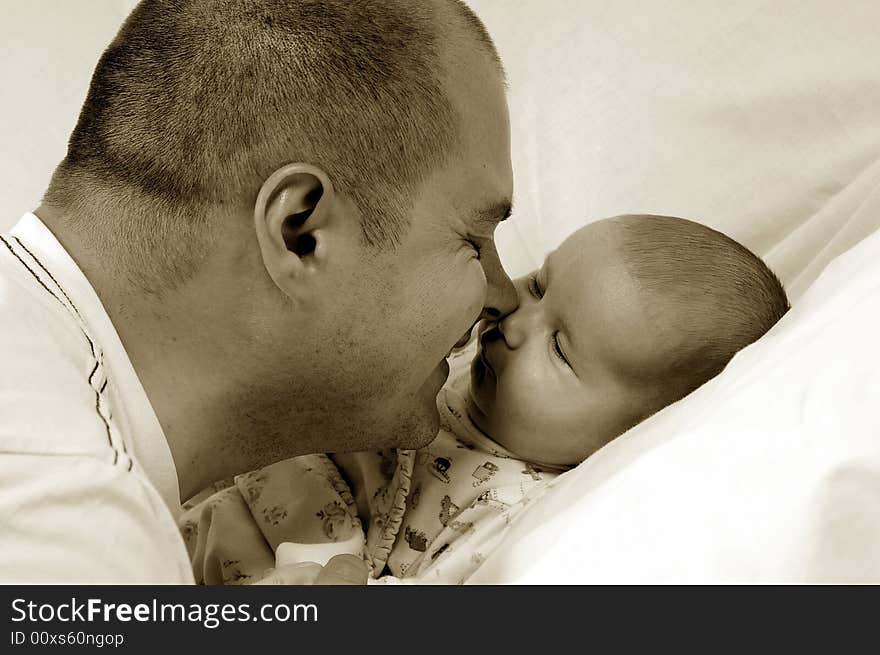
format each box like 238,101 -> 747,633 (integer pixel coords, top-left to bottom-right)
0,247 -> 113,460
0,450 -> 193,583
0,237 -> 88,350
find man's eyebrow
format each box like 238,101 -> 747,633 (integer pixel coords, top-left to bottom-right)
471,201 -> 513,231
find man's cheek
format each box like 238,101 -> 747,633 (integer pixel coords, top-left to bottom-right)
457,262 -> 489,324
430,265 -> 484,344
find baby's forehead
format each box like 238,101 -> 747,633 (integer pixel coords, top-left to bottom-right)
551,224 -> 690,379
543,222 -> 626,288
554,218 -> 623,257
548,238 -> 650,328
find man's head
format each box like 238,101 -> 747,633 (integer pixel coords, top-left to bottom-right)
46,0 -> 502,278
467,215 -> 789,467
42,0 -> 517,490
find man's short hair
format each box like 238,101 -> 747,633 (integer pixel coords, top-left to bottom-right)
615,214 -> 790,408
44,0 -> 501,288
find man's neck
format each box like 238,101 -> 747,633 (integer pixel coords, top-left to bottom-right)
36,205 -> 234,500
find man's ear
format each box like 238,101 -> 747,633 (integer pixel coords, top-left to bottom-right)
253,163 -> 351,300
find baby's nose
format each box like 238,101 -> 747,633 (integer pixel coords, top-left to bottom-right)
497,306 -> 534,349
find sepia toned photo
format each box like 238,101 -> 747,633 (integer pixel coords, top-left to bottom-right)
2,0 -> 879,590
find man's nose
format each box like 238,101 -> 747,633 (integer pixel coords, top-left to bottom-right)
479,261 -> 519,322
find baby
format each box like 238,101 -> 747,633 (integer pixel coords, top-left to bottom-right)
180,214 -> 789,583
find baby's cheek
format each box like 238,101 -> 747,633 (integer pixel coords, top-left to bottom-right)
500,379 -> 546,430
492,401 -> 549,461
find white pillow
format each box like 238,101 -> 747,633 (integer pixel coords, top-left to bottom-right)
467,221 -> 880,583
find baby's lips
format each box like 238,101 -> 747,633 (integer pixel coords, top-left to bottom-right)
453,319 -> 492,351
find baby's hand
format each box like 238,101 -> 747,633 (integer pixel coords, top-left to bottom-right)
253,554 -> 368,585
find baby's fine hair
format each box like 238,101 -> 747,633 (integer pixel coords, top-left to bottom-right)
614,214 -> 789,408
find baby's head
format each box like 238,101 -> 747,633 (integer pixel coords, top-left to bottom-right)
466,215 -> 789,467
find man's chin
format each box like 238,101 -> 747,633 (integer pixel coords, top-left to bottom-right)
323,364 -> 447,453
390,358 -> 449,448
404,417 -> 441,449
383,401 -> 440,450
318,403 -> 438,455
